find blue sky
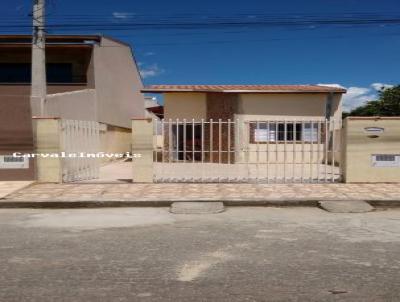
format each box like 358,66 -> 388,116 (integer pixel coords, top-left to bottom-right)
3,0 -> 400,110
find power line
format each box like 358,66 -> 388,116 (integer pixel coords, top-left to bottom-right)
1,11 -> 399,45
2,13 -> 400,28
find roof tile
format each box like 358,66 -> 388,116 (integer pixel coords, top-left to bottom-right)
142,85 -> 346,93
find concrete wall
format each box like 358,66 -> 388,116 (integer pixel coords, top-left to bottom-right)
93,37 -> 146,128
342,117 -> 400,183
45,89 -> 97,121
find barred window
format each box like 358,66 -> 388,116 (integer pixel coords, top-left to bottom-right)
250,122 -> 320,143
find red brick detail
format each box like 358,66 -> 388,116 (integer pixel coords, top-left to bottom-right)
206,93 -> 237,164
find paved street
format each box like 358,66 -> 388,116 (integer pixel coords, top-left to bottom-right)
0,207 -> 400,301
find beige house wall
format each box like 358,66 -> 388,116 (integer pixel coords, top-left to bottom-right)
237,93 -> 342,121
163,92 -> 342,122
161,92 -> 343,164
342,118 -> 400,183
236,93 -> 342,163
100,124 -> 131,162
132,119 -> 154,183
234,121 -> 329,164
164,93 -> 207,120
33,118 -> 62,183
93,37 -> 146,128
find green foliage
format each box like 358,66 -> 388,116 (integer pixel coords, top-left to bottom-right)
344,85 -> 400,117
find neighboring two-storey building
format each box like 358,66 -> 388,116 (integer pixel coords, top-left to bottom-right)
0,35 -> 145,180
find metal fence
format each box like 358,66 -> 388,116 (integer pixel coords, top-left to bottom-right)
60,120 -> 101,182
153,118 -> 341,183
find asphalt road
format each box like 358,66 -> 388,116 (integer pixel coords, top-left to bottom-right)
0,207 -> 399,302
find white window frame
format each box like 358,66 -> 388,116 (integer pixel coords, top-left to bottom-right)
302,122 -> 319,143
251,121 -> 320,143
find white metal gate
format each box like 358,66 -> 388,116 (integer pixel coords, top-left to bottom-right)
153,119 -> 341,183
60,120 -> 100,182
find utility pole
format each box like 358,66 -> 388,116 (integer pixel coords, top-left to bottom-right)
31,0 -> 46,116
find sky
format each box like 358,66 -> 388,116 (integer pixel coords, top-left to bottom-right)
2,0 -> 400,110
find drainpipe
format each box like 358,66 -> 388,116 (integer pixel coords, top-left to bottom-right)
325,92 -> 334,120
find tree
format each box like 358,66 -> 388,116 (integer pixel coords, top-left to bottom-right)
344,85 -> 400,117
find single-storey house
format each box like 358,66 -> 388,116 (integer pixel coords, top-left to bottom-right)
142,85 -> 346,168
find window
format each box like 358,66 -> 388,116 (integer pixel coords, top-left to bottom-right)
47,63 -> 73,83
0,63 -> 31,83
302,123 -> 319,142
0,63 -> 74,83
254,123 -> 275,142
250,122 -> 320,143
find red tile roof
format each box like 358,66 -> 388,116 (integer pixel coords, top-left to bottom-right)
142,85 -> 346,94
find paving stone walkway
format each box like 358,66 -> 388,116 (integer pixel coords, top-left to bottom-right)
0,181 -> 34,199
2,183 -> 400,202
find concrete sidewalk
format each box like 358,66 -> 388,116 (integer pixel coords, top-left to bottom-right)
0,183 -> 399,208
0,181 -> 34,199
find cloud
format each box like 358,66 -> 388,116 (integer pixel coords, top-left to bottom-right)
318,83 -> 393,112
318,83 -> 345,89
342,87 -> 376,112
371,83 -> 394,91
144,52 -> 155,56
139,64 -> 164,79
112,12 -> 135,19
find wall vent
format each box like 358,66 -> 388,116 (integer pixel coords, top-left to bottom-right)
0,155 -> 29,169
372,154 -> 400,167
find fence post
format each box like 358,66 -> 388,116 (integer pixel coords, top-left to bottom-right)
132,118 -> 154,183
33,117 -> 63,183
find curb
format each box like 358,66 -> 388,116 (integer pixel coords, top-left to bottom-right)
0,200 -> 172,209
0,199 -> 398,209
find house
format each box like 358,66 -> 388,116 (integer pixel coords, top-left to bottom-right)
0,35 -> 145,180
142,84 -> 346,170
145,96 -> 164,120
